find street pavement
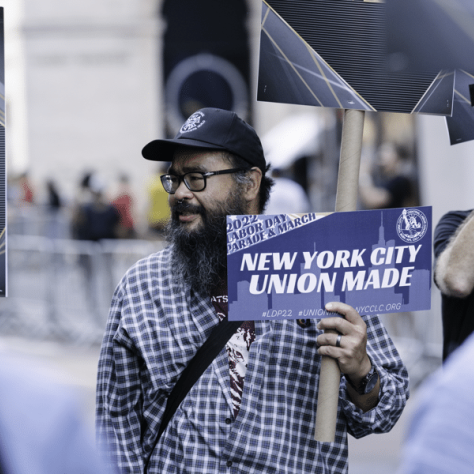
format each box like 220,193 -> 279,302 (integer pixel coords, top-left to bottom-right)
0,335 -> 418,474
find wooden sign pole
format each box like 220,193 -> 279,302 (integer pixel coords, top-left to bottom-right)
314,108 -> 365,442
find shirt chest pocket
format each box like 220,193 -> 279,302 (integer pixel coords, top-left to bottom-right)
267,320 -> 320,382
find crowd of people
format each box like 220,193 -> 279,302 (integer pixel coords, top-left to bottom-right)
8,162 -> 316,242
7,168 -> 172,242
10,136 -> 420,245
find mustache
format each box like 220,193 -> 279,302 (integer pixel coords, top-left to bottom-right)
171,201 -> 204,216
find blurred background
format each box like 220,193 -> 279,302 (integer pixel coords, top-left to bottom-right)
1,0 -> 474,472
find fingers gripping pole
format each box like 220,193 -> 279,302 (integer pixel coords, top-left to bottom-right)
314,109 -> 365,443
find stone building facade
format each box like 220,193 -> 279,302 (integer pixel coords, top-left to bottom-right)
2,0 -> 304,221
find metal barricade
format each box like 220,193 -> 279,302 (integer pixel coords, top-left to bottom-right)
0,235 -> 165,346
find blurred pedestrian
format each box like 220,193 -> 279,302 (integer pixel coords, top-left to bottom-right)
359,142 -> 414,209
8,172 -> 36,235
18,172 -> 34,205
146,163 -> 171,234
45,179 -> 64,239
359,143 -> 417,339
71,174 -> 120,322
71,171 -> 95,240
111,173 -> 136,239
265,167 -> 311,214
46,179 -> 62,209
397,331 -> 474,474
74,175 -> 119,242
0,353 -> 117,474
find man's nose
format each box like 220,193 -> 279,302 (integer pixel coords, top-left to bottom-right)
174,179 -> 194,200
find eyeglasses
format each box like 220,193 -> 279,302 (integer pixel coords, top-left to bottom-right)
160,167 -> 250,194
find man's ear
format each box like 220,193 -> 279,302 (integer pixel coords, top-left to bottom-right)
244,167 -> 262,208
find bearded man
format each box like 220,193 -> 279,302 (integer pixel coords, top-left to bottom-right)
96,108 -> 408,474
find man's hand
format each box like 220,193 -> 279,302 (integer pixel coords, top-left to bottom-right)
316,302 -> 371,381
316,302 -> 379,411
436,210 -> 474,298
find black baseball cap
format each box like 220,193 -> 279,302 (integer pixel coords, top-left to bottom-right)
141,108 -> 266,170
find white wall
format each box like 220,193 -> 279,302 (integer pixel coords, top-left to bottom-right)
418,114 -> 474,227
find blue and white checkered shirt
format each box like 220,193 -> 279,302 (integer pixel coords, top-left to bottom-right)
96,246 -> 409,474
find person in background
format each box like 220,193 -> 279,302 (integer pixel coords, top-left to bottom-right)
45,179 -> 63,239
112,173 -> 136,239
18,172 -> 34,205
434,209 -> 474,361
146,163 -> 171,234
71,174 -> 120,320
397,331 -> 474,474
0,353 -> 117,474
71,171 -> 95,240
74,175 -> 119,242
359,142 -> 414,210
265,167 -> 311,215
46,179 -> 62,209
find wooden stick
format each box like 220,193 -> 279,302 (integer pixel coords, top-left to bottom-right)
314,108 -> 365,442
334,109 -> 365,213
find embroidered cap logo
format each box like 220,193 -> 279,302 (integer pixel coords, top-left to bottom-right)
180,111 -> 206,134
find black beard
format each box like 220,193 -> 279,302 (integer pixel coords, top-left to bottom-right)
165,191 -> 248,295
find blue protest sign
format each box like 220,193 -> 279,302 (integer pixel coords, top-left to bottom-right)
227,207 -> 432,321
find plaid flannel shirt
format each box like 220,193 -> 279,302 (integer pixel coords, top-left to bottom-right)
96,246 -> 409,474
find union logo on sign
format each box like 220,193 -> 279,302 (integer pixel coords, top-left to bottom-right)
396,208 -> 428,243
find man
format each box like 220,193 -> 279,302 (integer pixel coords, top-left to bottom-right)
434,209 -> 474,361
96,108 -> 408,474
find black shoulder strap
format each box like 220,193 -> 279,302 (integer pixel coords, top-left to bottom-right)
145,318 -> 241,472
